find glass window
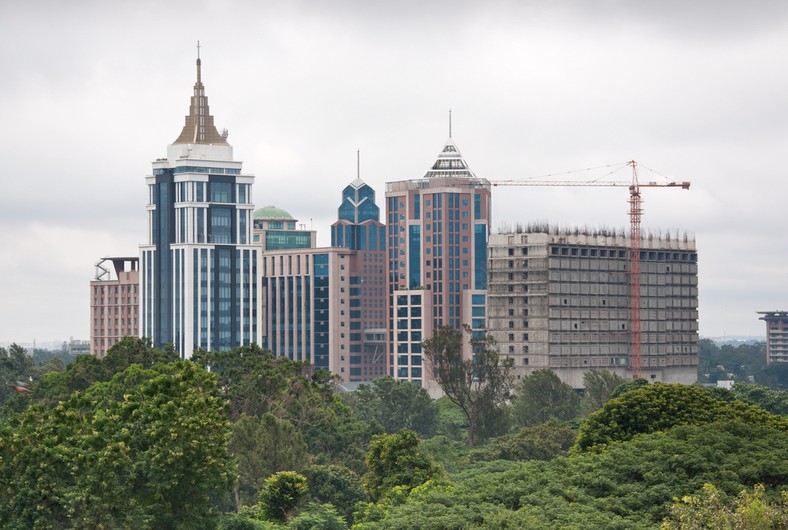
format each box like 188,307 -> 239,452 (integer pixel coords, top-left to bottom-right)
210,182 -> 232,203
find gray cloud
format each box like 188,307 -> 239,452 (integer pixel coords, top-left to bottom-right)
1,0 -> 786,341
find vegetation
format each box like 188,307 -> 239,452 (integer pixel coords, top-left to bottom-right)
574,382 -> 788,452
422,326 -> 514,445
698,338 -> 787,389
661,483 -> 788,529
2,335 -> 787,529
512,368 -> 580,426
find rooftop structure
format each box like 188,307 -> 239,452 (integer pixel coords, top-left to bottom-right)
253,205 -> 316,251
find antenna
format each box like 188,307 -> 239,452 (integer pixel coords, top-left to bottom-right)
357,149 -> 360,179
448,108 -> 452,138
196,40 -> 201,59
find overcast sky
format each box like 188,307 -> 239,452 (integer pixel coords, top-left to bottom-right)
2,0 -> 786,345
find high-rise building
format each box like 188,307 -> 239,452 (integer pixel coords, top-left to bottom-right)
259,178 -> 389,383
757,311 -> 788,363
331,178 -> 388,380
90,257 -> 139,358
385,137 -> 491,383
487,228 -> 699,387
140,55 -> 259,356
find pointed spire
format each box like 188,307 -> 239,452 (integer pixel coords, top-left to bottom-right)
173,44 -> 229,146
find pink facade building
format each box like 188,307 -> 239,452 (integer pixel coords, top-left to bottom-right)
90,257 -> 140,358
385,137 -> 491,383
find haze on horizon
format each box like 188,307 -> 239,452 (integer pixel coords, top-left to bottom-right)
1,0 -> 787,343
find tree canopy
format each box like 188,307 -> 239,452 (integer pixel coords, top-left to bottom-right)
574,383 -> 788,452
0,361 -> 233,529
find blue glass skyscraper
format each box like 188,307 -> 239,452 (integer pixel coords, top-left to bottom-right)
140,55 -> 259,356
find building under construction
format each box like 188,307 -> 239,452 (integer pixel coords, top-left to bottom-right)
487,225 -> 698,388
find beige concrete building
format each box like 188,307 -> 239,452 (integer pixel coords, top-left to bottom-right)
90,257 -> 140,358
487,227 -> 698,388
757,311 -> 788,363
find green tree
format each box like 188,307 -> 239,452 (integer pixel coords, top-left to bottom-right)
231,413 -> 309,508
729,382 -> 788,416
363,430 -> 442,502
361,420 -> 788,529
422,326 -> 514,446
512,369 -> 580,426
0,361 -> 234,529
477,417 -> 576,462
581,369 -> 626,414
258,471 -> 308,523
304,464 -> 367,525
662,483 -> 788,529
288,503 -> 346,530
103,335 -> 179,374
193,344 -> 375,472
574,383 -> 788,452
0,343 -> 35,404
609,377 -> 648,399
346,376 -> 437,437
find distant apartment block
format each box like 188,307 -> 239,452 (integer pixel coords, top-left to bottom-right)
487,227 -> 699,387
90,257 -> 139,358
758,311 -> 788,363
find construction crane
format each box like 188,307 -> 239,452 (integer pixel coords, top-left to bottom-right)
491,160 -> 690,379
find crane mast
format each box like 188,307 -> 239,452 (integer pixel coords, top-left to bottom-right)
491,161 -> 689,380
628,161 -> 643,379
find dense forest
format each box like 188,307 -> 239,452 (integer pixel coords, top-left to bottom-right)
1,338 -> 786,529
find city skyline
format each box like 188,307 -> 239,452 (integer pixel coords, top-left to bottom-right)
2,1 -> 787,342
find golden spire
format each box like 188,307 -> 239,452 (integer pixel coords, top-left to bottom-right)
173,43 -> 228,145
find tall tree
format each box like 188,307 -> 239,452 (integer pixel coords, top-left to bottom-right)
422,326 -> 514,446
363,430 -> 442,502
512,368 -> 580,426
345,376 -> 438,436
581,369 -> 627,414
231,413 -> 309,508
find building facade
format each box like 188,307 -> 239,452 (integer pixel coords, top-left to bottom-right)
487,228 -> 699,387
90,257 -> 139,358
260,247 -> 353,377
140,56 -> 259,356
331,178 -> 388,381
385,137 -> 491,384
758,311 -> 788,363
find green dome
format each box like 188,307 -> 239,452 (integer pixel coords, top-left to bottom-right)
253,206 -> 294,220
